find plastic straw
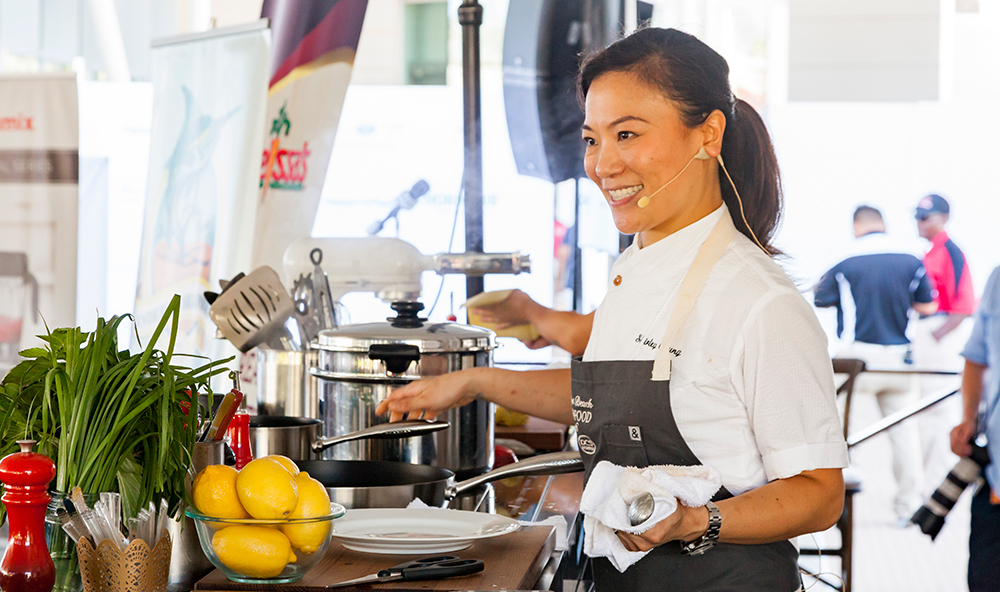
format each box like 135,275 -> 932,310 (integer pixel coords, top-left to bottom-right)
155,498 -> 169,544
57,508 -> 84,544
100,492 -> 121,538
127,517 -> 138,542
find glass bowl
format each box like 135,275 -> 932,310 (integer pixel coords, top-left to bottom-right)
186,502 -> 346,584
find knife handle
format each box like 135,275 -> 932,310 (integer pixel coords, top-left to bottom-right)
205,391 -> 237,441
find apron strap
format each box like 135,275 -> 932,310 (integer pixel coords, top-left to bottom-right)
652,208 -> 738,381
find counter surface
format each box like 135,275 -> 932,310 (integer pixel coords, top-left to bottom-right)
191,468 -> 584,592
194,525 -> 555,591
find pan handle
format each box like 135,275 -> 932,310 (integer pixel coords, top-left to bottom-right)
311,420 -> 450,453
448,451 -> 583,498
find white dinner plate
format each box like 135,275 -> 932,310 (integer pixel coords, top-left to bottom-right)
330,508 -> 520,554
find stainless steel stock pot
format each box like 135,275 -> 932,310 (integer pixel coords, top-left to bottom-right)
309,301 -> 497,479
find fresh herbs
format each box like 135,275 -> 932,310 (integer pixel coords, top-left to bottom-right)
0,295 -> 232,525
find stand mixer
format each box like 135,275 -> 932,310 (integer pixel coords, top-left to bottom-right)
282,236 -> 530,306
250,236 -> 530,419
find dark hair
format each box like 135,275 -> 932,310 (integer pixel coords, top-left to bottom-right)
578,27 -> 783,255
853,205 -> 883,224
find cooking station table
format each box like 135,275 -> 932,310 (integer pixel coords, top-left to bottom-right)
193,471 -> 585,592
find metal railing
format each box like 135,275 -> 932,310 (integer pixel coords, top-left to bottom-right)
841,366 -> 961,449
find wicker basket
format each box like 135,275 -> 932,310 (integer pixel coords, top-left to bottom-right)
77,534 -> 171,592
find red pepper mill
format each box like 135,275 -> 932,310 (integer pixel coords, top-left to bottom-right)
0,440 -> 56,592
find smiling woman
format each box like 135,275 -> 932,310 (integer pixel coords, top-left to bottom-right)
580,71 -> 722,245
578,28 -> 782,255
377,27 -> 847,592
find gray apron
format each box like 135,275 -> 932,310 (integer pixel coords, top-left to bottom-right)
572,210 -> 800,591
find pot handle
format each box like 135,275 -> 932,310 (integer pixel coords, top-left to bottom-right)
368,344 -> 421,374
448,451 -> 583,498
311,420 -> 450,453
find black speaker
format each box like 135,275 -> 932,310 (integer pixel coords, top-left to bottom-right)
502,0 -> 587,184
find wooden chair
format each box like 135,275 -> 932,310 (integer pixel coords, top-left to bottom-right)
799,358 -> 865,592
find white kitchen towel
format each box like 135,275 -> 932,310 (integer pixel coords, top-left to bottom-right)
580,460 -> 722,572
519,515 -> 569,551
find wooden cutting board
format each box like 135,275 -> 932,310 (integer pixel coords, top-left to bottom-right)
194,524 -> 555,592
495,416 -> 569,452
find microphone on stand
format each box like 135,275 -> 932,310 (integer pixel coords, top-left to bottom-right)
367,179 -> 431,235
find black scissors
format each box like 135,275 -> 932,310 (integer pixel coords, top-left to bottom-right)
325,555 -> 485,588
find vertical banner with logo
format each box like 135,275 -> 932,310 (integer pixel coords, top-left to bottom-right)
133,22 -> 270,355
0,74 -> 78,376
252,0 -> 369,273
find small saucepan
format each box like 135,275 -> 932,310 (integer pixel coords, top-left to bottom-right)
296,451 -> 583,509
248,416 -> 449,460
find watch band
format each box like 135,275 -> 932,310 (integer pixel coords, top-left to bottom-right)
680,500 -> 721,556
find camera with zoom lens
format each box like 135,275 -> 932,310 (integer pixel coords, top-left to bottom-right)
910,441 -> 990,539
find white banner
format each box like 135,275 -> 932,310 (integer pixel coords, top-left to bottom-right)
252,61 -> 355,273
134,22 -> 271,356
252,0 -> 369,273
0,74 -> 78,376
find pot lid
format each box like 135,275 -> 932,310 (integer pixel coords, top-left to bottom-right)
316,302 -> 495,353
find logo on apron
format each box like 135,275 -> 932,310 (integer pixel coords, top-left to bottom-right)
578,434 -> 597,455
572,396 -> 594,424
629,426 -> 642,441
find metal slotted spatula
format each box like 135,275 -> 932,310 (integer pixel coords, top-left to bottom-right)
208,266 -> 300,352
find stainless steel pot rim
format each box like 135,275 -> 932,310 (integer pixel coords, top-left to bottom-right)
308,368 -> 415,383
313,340 -> 495,354
316,322 -> 496,354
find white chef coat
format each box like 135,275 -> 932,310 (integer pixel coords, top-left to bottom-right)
583,205 -> 848,495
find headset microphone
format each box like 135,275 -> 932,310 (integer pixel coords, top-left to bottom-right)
635,146 -> 711,209
632,145 -> 768,254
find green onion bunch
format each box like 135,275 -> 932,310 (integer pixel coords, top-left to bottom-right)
0,294 -> 232,525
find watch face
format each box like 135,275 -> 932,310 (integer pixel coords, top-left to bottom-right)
680,539 -> 717,556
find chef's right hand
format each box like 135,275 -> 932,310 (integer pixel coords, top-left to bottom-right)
376,369 -> 482,423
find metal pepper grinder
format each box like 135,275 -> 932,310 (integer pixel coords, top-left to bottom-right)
0,440 -> 57,592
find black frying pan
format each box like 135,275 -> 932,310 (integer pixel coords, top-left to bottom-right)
296,451 -> 583,509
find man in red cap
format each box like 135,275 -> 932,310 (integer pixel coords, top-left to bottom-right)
913,193 -> 977,496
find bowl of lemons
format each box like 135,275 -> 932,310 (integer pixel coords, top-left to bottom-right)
186,455 -> 346,584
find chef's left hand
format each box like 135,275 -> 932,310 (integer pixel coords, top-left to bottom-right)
615,503 -> 709,552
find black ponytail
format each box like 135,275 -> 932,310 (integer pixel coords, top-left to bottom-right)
579,27 -> 783,255
719,99 -> 782,255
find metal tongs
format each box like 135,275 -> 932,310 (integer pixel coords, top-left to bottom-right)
291,248 -> 339,343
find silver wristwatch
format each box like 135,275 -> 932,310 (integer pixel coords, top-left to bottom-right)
680,500 -> 721,556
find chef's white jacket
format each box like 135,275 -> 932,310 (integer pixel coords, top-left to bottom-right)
583,205 -> 849,495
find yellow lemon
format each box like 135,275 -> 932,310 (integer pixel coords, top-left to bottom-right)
192,465 -> 249,519
212,525 -> 297,579
236,457 -> 299,519
280,471 -> 332,554
264,455 -> 300,476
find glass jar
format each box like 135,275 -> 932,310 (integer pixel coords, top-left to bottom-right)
44,492 -> 98,592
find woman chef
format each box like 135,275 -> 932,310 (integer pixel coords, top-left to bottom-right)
377,28 -> 848,590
